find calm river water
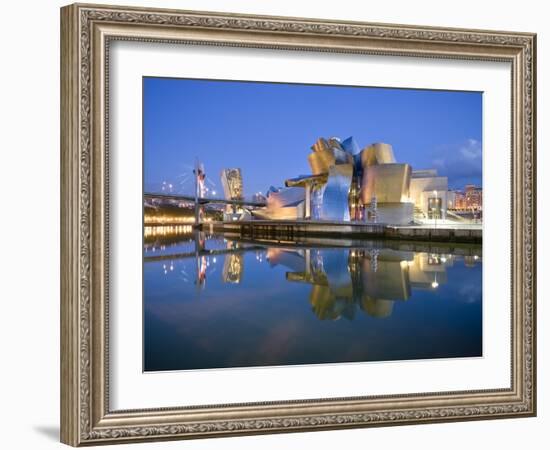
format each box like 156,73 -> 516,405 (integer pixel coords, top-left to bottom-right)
143,230 -> 482,372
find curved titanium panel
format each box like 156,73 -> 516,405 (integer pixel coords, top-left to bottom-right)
319,164 -> 353,221
253,187 -> 305,220
327,137 -> 344,151
311,137 -> 330,154
361,163 -> 411,204
308,149 -> 336,175
266,187 -> 305,208
332,148 -> 354,165
359,143 -> 396,167
251,204 -> 303,220
341,136 -> 360,155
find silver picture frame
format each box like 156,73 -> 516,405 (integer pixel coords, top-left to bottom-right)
60,3 -> 536,446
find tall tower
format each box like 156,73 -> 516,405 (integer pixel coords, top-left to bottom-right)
193,159 -> 206,224
220,168 -> 243,200
220,168 -> 244,215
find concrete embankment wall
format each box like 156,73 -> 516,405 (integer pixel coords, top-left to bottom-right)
383,226 -> 482,243
207,220 -> 482,244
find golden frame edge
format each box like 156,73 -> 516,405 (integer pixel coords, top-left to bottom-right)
60,2 -> 537,446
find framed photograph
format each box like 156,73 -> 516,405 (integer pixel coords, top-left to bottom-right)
60,3 -> 536,446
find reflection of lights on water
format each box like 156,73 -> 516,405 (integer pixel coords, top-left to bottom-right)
144,215 -> 195,224
428,253 -> 441,265
144,225 -> 193,237
162,262 -> 175,274
432,273 -> 439,289
150,242 -> 471,296
255,251 -> 265,263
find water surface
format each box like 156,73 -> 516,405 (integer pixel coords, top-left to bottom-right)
144,231 -> 482,371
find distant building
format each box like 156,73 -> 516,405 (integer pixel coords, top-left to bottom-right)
448,185 -> 482,211
446,190 -> 457,209
465,184 -> 483,209
454,191 -> 467,209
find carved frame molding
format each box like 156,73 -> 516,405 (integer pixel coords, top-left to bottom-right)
61,3 -> 536,446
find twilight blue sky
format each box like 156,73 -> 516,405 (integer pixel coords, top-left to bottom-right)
143,77 -> 482,196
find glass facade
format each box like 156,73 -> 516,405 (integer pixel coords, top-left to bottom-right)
428,197 -> 442,219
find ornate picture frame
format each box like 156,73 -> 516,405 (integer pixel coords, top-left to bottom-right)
60,3 -> 536,446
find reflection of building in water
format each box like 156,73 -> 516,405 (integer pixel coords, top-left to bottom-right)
196,255 -> 207,288
222,254 -> 244,284
464,254 -> 482,267
269,247 -> 455,320
407,252 -> 451,289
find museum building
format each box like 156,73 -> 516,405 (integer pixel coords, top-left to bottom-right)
249,136 -> 448,225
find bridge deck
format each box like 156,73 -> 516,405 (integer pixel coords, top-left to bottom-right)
144,192 -> 266,207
